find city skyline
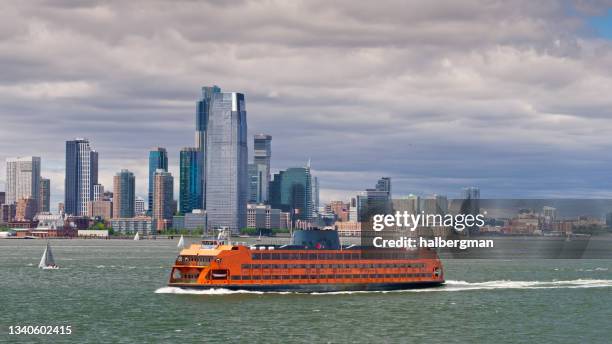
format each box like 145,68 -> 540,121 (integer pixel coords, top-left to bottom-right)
3,2 -> 612,209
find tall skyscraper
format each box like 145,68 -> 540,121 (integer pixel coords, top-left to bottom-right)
148,147 -> 168,214
248,163 -> 267,204
90,150 -> 98,186
39,178 -> 50,213
113,169 -> 136,218
205,89 -> 248,232
253,134 -> 272,202
153,169 -> 174,231
312,176 -> 320,213
269,167 -> 312,224
5,157 -> 41,214
179,147 -> 202,214
357,177 -> 392,221
65,138 -> 97,216
196,85 -> 221,209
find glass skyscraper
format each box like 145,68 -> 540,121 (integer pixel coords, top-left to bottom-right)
205,90 -> 248,232
65,138 -> 97,216
269,167 -> 312,224
179,147 -> 202,214
196,85 -> 221,209
253,134 -> 271,202
248,163 -> 267,204
113,169 -> 135,218
148,147 -> 168,214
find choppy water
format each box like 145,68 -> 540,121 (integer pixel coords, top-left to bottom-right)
1,239 -> 611,343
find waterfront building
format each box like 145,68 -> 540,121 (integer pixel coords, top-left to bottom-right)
65,139 -> 97,216
334,221 -> 362,236
110,217 -> 156,236
5,156 -> 41,211
0,191 -> 4,205
1,204 -> 16,223
113,169 -> 136,218
205,89 -> 248,233
87,200 -> 112,220
153,169 -> 174,231
148,147 -> 168,214
39,178 -> 50,213
247,204 -> 281,230
173,209 -> 207,232
15,198 -> 37,221
253,134 -> 272,202
179,147 -> 203,214
135,197 -> 145,215
172,215 -> 185,231
57,202 -> 64,215
269,167 -> 313,224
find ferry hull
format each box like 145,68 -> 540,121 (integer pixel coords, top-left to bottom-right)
169,280 -> 445,293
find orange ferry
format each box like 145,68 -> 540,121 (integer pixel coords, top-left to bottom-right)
168,229 -> 444,292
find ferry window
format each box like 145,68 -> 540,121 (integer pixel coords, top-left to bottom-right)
281,253 -> 289,260
301,275 -> 308,279
290,253 -> 299,260
262,275 -> 271,280
262,264 -> 270,269
308,253 -> 316,260
252,253 -> 261,260
310,275 -> 317,279
351,253 -> 359,260
300,253 -> 308,260
252,275 -> 261,280
272,275 -> 280,280
271,253 -> 280,260
282,275 -> 290,280
242,264 -> 251,269
231,276 -> 241,280
309,264 -> 316,269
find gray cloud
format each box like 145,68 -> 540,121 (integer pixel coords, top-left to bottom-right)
1,0 -> 612,210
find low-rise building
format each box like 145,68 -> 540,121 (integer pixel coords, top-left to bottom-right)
78,229 -> 109,238
334,221 -> 361,236
247,204 -> 281,229
110,217 -> 156,236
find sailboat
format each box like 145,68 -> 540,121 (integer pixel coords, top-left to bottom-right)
177,235 -> 185,250
39,241 -> 58,269
133,232 -> 140,241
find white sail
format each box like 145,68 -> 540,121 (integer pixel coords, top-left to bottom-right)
38,246 -> 48,268
134,232 -> 140,241
39,242 -> 56,268
177,235 -> 185,249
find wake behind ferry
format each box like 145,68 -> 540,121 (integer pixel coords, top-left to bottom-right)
168,229 -> 444,292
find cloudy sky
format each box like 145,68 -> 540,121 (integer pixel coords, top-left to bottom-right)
2,0 -> 612,210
